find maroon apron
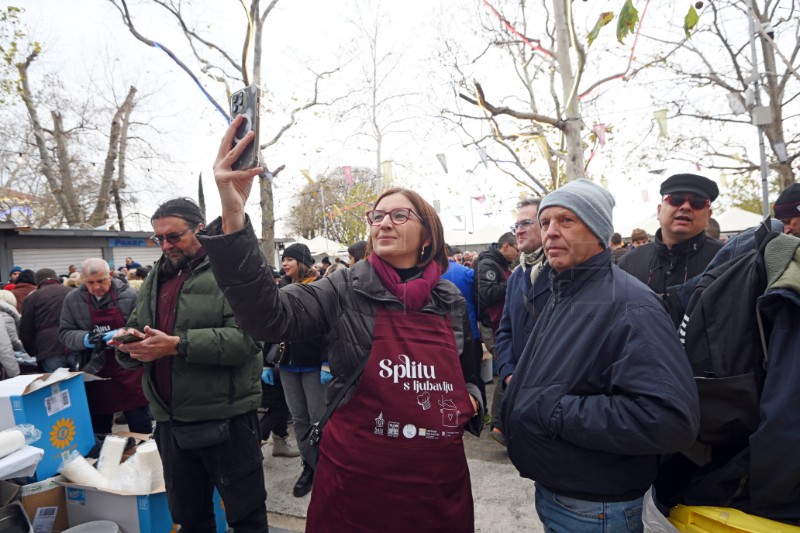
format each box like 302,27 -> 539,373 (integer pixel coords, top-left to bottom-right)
85,291 -> 147,415
307,309 -> 475,532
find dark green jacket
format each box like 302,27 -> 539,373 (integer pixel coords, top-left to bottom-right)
116,254 -> 262,422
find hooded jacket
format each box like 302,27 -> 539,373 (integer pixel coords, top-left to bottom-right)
503,250 -> 700,501
198,217 -> 484,433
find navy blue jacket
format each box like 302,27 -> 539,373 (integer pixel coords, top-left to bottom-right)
495,259 -> 550,383
503,250 -> 700,501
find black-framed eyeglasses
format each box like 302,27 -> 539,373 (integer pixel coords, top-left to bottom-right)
365,208 -> 422,226
150,226 -> 195,246
511,219 -> 537,232
663,193 -> 710,210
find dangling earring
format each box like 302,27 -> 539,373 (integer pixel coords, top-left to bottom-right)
420,246 -> 426,259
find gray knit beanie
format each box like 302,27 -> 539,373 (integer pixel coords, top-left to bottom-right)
538,179 -> 615,247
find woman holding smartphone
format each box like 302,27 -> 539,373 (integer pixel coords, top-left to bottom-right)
199,117 -> 484,532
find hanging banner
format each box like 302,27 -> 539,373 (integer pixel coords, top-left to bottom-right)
342,166 -> 353,186
478,147 -> 489,168
381,161 -> 393,183
592,124 -> 607,147
654,109 -> 668,137
436,154 -> 448,174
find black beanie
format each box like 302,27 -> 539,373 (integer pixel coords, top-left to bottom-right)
347,240 -> 368,262
282,243 -> 314,267
774,183 -> 800,220
17,269 -> 35,285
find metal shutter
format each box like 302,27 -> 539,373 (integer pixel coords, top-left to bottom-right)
12,248 -> 102,276
111,248 -> 163,270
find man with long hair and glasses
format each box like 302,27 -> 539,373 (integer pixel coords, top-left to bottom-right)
618,173 -> 723,325
113,197 -> 267,532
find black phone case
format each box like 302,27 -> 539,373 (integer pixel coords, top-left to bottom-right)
230,84 -> 261,171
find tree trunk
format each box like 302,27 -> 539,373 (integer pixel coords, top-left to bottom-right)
89,86 -> 137,228
552,0 -> 584,182
16,53 -> 79,226
259,176 -> 276,264
52,112 -> 84,226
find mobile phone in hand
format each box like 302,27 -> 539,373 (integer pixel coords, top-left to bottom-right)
115,333 -> 144,344
229,84 -> 261,170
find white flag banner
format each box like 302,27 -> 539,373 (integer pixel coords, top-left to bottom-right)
436,153 -> 448,174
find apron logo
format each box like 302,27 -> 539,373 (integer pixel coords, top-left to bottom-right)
417,392 -> 431,410
387,422 -> 400,438
374,412 -> 385,435
378,354 -> 453,393
439,398 -> 461,428
402,424 -> 417,439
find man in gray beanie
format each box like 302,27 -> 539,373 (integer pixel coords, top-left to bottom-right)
502,179 -> 700,532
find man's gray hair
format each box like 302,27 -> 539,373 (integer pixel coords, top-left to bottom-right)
81,258 -> 110,276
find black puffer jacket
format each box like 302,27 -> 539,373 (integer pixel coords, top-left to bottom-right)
473,244 -> 511,327
618,229 -> 723,296
199,217 -> 483,433
618,230 -> 723,324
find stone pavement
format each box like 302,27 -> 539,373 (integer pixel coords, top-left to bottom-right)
262,381 -> 544,533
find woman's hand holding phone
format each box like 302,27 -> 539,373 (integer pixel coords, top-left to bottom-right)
213,116 -> 263,234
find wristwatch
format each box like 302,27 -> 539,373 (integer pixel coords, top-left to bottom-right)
175,334 -> 188,356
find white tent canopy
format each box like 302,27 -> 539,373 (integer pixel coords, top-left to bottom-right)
445,224 -> 511,250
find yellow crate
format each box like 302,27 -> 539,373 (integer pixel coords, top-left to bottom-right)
669,505 -> 800,533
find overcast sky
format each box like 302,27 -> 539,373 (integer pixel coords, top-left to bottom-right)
11,0 -> 770,238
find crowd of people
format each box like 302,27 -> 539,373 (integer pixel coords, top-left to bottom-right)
0,116 -> 798,532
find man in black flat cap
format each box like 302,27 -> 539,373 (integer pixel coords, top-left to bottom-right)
774,182 -> 800,237
619,173 -> 724,324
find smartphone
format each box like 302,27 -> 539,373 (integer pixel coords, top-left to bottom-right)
229,84 -> 261,170
115,333 -> 144,344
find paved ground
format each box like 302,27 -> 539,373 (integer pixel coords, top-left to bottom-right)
262,381 -> 544,532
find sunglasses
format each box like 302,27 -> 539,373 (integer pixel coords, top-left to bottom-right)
663,193 -> 710,210
150,226 -> 195,246
365,208 -> 422,226
511,219 -> 537,232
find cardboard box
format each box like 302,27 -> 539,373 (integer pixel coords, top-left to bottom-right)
64,485 -> 227,533
19,477 -> 68,533
0,373 -> 96,480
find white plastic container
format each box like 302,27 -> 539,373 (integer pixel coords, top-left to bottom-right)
63,520 -> 121,533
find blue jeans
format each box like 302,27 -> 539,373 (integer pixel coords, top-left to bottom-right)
535,484 -> 644,533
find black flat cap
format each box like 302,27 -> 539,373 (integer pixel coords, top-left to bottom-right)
660,173 -> 719,202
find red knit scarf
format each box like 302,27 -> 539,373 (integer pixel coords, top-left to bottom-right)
367,254 -> 441,312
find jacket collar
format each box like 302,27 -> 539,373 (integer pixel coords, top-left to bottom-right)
654,228 -> 709,258
549,249 -> 612,299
